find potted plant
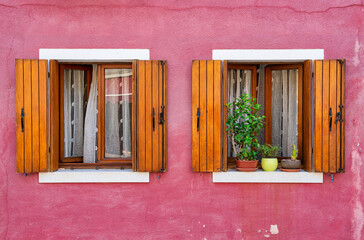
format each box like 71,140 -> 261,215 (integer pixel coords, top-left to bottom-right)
225,94 -> 265,171
281,144 -> 301,172
258,144 -> 280,171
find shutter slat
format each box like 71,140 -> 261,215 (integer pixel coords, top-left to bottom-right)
192,60 -> 223,172
313,59 -> 345,173
31,60 -> 40,172
206,61 -> 214,172
192,61 -> 200,172
314,60 -> 323,172
213,61 -> 222,172
199,61 -> 207,172
152,60 -> 160,172
322,61 -> 330,173
145,61 -> 153,172
16,60 -> 25,173
24,60 -> 33,173
137,60 -> 146,172
39,60 -> 48,171
329,60 -> 337,173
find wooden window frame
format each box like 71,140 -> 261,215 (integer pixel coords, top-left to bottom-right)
59,64 -> 92,163
59,63 -> 134,169
264,64 -> 303,160
98,63 -> 133,165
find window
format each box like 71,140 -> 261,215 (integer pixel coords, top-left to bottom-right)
192,57 -> 345,174
15,58 -> 167,174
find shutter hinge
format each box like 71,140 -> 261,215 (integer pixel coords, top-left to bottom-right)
48,72 -> 50,78
312,72 -> 314,78
49,147 -> 51,153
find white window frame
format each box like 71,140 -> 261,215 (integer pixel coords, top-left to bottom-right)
38,48 -> 150,183
212,49 -> 324,183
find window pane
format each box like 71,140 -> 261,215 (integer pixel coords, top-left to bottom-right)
64,69 -> 87,158
227,69 -> 252,157
104,68 -> 132,158
271,69 -> 298,157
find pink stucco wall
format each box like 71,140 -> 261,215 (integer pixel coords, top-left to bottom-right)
0,1 -> 364,239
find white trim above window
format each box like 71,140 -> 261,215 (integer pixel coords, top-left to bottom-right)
39,48 -> 150,62
212,49 -> 324,62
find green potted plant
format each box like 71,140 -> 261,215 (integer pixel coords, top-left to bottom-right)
258,144 -> 280,171
225,94 -> 265,171
281,144 -> 301,172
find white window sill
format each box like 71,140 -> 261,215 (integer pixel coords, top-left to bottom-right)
39,169 -> 149,183
213,169 -> 323,183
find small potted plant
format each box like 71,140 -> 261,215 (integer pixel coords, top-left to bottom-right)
281,144 -> 301,172
225,94 -> 265,171
258,144 -> 280,171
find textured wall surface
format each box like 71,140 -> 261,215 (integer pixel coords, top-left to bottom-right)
0,1 -> 364,239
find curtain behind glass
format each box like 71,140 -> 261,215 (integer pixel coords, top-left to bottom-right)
64,70 -> 86,157
83,64 -> 98,163
227,69 -> 252,157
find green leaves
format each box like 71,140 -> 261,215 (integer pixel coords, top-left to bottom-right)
225,94 -> 265,160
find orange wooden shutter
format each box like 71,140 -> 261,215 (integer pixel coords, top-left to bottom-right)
313,60 -> 345,173
192,60 -> 223,172
16,59 -> 49,173
134,60 -> 167,172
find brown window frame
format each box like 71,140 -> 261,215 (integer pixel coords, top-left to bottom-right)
59,62 -> 134,169
59,64 -> 92,164
98,63 -> 133,165
264,64 -> 303,160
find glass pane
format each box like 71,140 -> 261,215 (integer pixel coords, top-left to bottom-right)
271,69 -> 298,157
64,69 -> 88,158
227,69 -> 252,157
104,68 -> 132,158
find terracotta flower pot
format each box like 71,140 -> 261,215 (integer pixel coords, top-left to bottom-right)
235,159 -> 258,171
281,159 -> 301,169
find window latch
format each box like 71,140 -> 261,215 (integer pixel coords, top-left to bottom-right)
335,104 -> 344,124
152,108 -> 155,131
197,107 -> 200,131
159,106 -> 165,124
329,107 -> 332,131
21,108 -> 24,132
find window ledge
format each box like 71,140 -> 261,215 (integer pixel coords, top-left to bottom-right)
39,169 -> 149,183
213,169 -> 323,183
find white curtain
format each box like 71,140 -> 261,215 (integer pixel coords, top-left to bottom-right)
271,69 -> 298,156
64,70 -> 85,157
83,65 -> 98,163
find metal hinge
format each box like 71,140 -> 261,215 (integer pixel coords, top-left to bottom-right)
312,72 -> 314,78
49,147 -> 51,153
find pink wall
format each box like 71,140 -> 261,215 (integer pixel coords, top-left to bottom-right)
0,1 -> 364,239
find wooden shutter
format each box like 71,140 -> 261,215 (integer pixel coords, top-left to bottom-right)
16,59 -> 48,173
133,60 -> 167,172
313,60 -> 345,173
192,60 -> 223,172
303,60 -> 313,171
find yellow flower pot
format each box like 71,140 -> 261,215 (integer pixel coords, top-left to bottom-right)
261,158 -> 278,171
